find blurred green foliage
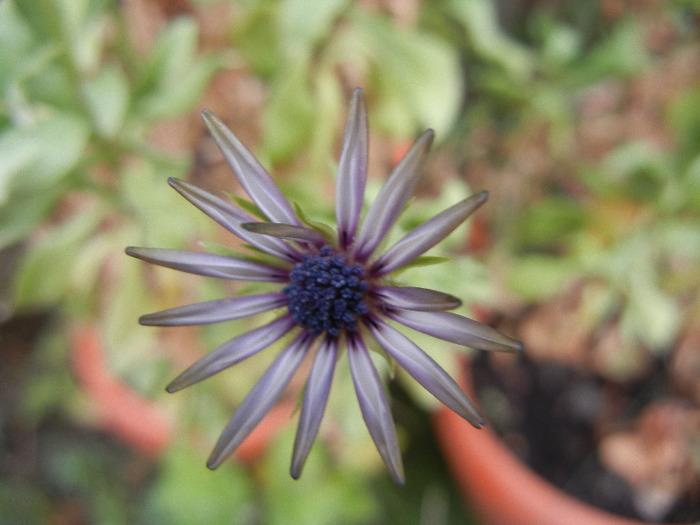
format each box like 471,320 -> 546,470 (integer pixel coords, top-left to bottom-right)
2,0 -> 700,523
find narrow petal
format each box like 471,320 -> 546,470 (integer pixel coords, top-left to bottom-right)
347,336 -> 405,485
372,191 -> 488,276
336,88 -> 368,250
290,337 -> 338,479
126,247 -> 288,281
207,333 -> 312,469
355,130 -> 434,261
139,293 -> 287,327
166,315 -> 296,392
389,309 -> 523,353
168,178 -> 298,262
242,222 -> 326,245
374,286 -> 461,311
369,320 -> 484,428
201,109 -> 300,225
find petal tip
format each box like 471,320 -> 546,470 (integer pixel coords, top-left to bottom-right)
125,246 -> 144,256
164,381 -> 180,394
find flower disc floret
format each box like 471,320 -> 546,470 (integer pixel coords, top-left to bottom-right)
284,245 -> 369,337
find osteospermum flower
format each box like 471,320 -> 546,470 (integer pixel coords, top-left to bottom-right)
126,88 -> 522,484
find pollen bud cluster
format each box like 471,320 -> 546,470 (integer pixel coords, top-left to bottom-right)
284,245 -> 369,337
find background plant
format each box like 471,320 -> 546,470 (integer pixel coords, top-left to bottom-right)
2,0 -> 699,523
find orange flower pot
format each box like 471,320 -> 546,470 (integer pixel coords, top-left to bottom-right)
433,362 -> 690,525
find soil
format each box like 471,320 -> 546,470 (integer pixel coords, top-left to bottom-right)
470,350 -> 700,523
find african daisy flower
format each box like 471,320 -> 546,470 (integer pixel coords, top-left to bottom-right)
126,88 -> 522,484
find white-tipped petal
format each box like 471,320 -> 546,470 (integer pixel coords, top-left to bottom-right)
126,247 -> 288,281
201,109 -> 300,225
390,309 -> 523,353
372,191 -> 488,276
375,286 -> 461,311
168,178 -> 298,262
336,88 -> 368,249
355,130 -> 434,261
166,315 -> 296,392
290,338 -> 338,479
206,333 -> 311,469
139,293 -> 287,327
369,321 -> 484,428
347,336 -> 405,485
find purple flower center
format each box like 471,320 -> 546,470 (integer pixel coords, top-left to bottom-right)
284,245 -> 369,337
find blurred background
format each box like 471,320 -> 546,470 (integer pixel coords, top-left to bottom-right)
1,0 -> 699,523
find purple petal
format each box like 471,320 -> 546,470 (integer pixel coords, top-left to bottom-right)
139,292 -> 287,327
389,309 -> 523,353
206,333 -> 312,469
125,247 -> 289,281
354,130 -> 434,261
371,191 -> 488,276
347,336 -> 405,485
168,178 -> 298,262
374,286 -> 461,311
201,109 -> 300,225
241,222 -> 327,245
336,88 -> 368,250
369,320 -> 484,428
290,337 -> 338,479
166,315 -> 296,392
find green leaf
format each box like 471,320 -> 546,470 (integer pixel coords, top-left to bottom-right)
13,206 -> 104,310
143,445 -> 254,525
0,113 -> 90,203
517,196 -> 589,247
135,17 -> 220,120
0,189 -> 56,249
447,0 -> 534,81
261,61 -> 316,162
623,280 -> 680,352
230,194 -> 267,220
120,162 -> 205,249
279,0 -> 349,56
83,63 -> 130,138
262,428 -> 377,525
508,255 -> 578,301
349,12 -> 464,138
293,202 -> 335,243
14,0 -> 64,40
396,256 -> 451,272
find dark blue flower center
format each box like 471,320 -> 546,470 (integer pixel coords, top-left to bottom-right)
284,246 -> 369,337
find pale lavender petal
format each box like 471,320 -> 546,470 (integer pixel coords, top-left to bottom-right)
242,222 -> 327,245
290,337 -> 338,479
139,293 -> 287,327
166,315 -> 296,393
354,130 -> 434,261
347,336 -> 405,485
168,178 -> 298,262
372,191 -> 488,276
389,309 -> 523,353
125,247 -> 288,281
336,88 -> 368,250
369,320 -> 484,428
201,109 -> 300,225
207,333 -> 312,469
374,286 -> 461,311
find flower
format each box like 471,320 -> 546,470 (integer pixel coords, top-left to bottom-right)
126,88 -> 522,484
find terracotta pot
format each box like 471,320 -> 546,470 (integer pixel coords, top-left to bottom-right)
71,324 -> 292,463
433,361 -> 689,525
71,325 -> 172,456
